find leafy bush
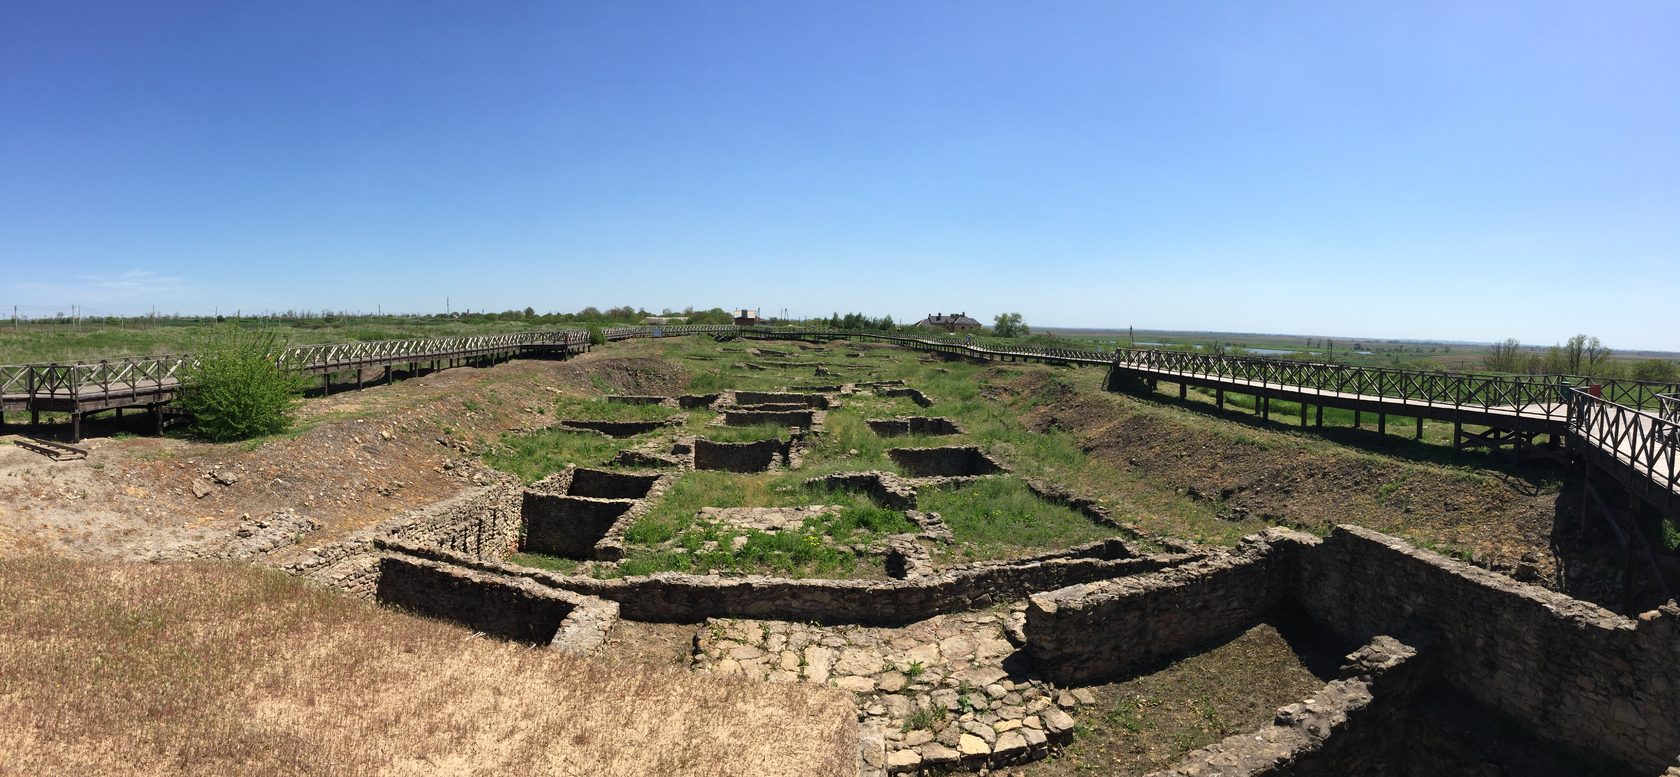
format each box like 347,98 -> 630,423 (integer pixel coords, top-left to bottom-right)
175,327 -> 312,442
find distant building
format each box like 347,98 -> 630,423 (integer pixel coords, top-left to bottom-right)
915,312 -> 981,332
733,308 -> 760,326
643,316 -> 688,325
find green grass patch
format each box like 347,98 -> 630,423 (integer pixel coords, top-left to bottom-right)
555,396 -> 677,422
701,422 -> 792,443
615,470 -> 916,578
484,428 -> 632,483
917,477 -> 1116,559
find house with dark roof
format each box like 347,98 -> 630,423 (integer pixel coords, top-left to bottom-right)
915,312 -> 982,332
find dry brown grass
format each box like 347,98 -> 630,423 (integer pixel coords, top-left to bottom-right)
0,554 -> 856,777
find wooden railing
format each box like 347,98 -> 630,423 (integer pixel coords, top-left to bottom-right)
1657,394 -> 1680,424
2,330 -> 590,403
1106,348 -> 1587,420
1568,389 -> 1680,499
601,324 -> 738,341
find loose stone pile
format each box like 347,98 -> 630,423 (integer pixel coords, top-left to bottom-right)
691,609 -> 1079,774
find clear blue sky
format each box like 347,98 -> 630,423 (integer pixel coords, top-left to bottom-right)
3,2 -> 1676,349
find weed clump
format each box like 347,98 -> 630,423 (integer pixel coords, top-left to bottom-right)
175,327 -> 312,442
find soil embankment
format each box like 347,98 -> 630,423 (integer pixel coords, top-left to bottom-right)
0,341 -> 688,563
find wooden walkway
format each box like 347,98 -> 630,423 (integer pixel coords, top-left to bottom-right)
1,330 -> 589,440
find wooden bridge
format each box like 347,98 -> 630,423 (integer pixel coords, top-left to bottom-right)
0,330 -> 589,440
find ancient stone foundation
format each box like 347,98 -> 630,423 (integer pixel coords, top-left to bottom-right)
287,479 -> 524,597
523,466 -> 672,560
557,418 -> 672,437
887,446 -> 1007,478
693,437 -> 793,472
876,386 -> 933,407
734,390 -> 833,409
376,553 -> 618,652
722,409 -> 817,428
866,416 -> 963,437
677,393 -> 719,408
1145,635 -> 1428,777
378,538 -> 1171,626
1025,525 -> 1680,774
807,471 -> 920,510
521,495 -> 635,558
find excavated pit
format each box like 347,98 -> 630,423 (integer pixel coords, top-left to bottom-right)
604,395 -> 668,405
734,391 -> 832,409
875,386 -> 933,407
558,419 -> 670,438
376,556 -> 577,645
677,393 -> 719,409
723,409 -> 817,428
521,496 -> 637,558
567,468 -> 660,500
887,446 -> 1006,477
693,437 -> 792,472
866,416 -> 962,437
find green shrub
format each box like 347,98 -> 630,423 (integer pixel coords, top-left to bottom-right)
175,328 -> 312,442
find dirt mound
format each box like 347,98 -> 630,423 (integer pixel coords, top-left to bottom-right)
995,370 -> 1569,589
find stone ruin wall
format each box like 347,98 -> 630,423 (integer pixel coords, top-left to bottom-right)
1027,530 -> 1296,685
375,538 -> 1184,627
287,478 -> 524,598
1297,526 -> 1680,775
1025,525 -> 1680,774
522,465 -> 673,561
692,437 -> 794,472
376,553 -> 618,652
1145,635 -> 1428,777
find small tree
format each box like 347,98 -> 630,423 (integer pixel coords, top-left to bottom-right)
992,312 -> 1028,338
175,327 -> 312,442
1484,338 -> 1525,373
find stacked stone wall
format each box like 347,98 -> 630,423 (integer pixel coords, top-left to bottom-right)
521,495 -> 636,558
376,553 -> 620,653
378,554 -> 577,644
1023,524 -> 1680,773
734,391 -> 832,409
722,409 -> 816,428
1026,530 -> 1302,685
693,437 -> 791,472
1146,636 -> 1429,777
557,419 -> 672,437
1296,526 -> 1680,774
377,539 -> 1191,626
887,446 -> 1007,477
866,417 -> 963,437
287,479 -> 523,597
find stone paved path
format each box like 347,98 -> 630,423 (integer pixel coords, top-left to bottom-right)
691,605 -> 1081,774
